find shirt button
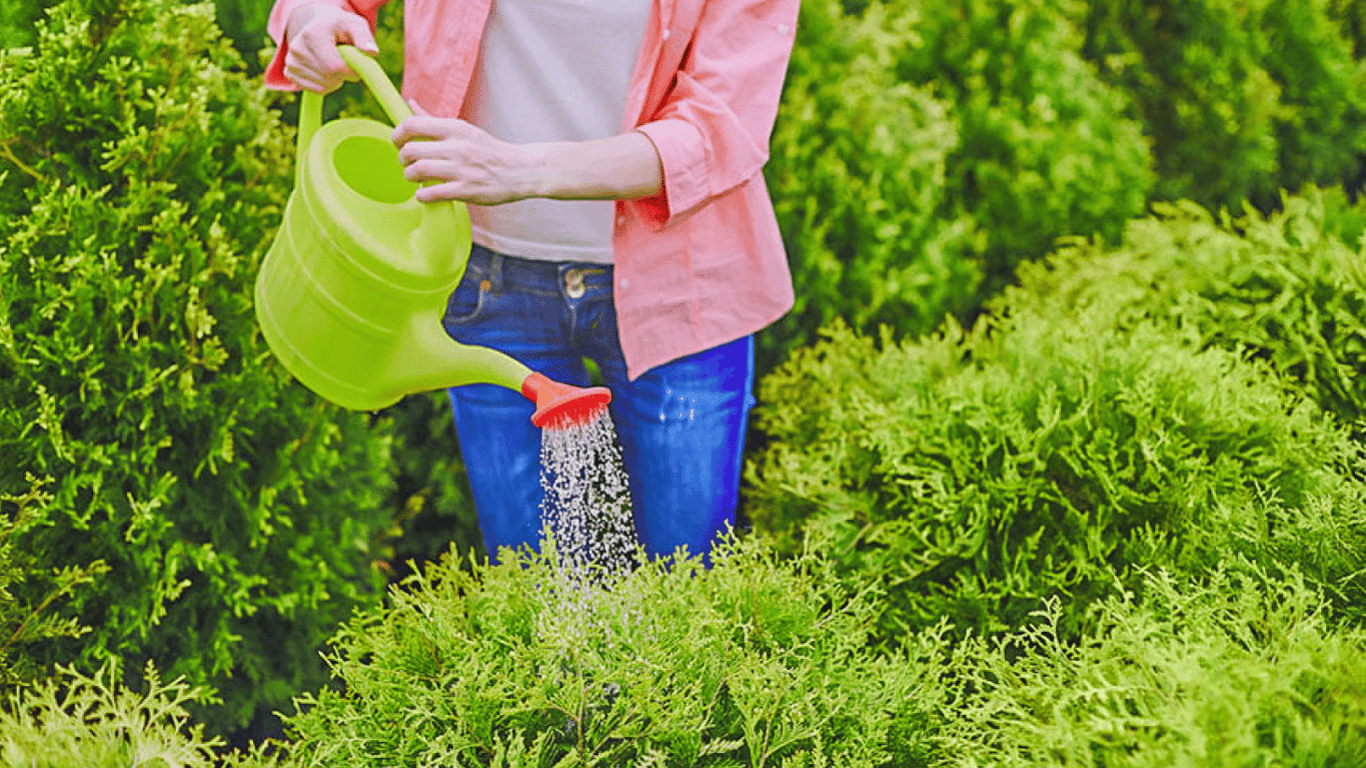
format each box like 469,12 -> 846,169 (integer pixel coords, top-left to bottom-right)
617,214 -> 627,226
776,23 -> 790,34
620,278 -> 631,290
662,28 -> 671,40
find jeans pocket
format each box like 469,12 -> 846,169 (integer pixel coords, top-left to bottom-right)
442,274 -> 487,328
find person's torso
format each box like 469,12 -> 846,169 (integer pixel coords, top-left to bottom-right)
462,0 -> 653,264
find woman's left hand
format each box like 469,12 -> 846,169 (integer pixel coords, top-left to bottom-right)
392,100 -> 534,205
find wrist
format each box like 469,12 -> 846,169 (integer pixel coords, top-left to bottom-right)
518,142 -> 570,200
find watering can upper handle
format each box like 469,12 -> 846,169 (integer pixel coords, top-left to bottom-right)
336,45 -> 413,125
296,45 -> 414,185
293,45 -> 463,280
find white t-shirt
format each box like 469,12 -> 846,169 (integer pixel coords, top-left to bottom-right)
464,0 -> 653,264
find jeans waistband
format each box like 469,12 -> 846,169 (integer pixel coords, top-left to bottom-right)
467,244 -> 613,294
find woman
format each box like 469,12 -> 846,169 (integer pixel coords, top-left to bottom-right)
265,0 -> 797,565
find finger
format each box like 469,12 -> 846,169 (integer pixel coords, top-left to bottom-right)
414,181 -> 467,204
297,43 -> 354,87
397,139 -> 450,165
407,98 -> 431,117
337,15 -> 380,55
296,76 -> 331,94
284,61 -> 331,94
402,157 -> 459,184
392,116 -> 457,147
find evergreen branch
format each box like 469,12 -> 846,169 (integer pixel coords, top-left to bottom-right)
0,140 -> 43,182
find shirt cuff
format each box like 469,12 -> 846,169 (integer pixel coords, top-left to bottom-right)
634,118 -> 711,229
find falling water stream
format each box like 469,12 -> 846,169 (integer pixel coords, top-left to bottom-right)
535,407 -> 645,651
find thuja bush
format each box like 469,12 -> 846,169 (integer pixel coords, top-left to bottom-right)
0,661 -> 280,767
746,303 -> 1366,642
1080,0 -> 1366,214
0,0 -> 394,729
0,477 -> 106,687
1000,190 -> 1366,429
1330,0 -> 1366,58
934,566 -> 1366,765
759,0 -> 981,374
282,537 -> 933,767
1322,183 -> 1366,248
877,0 -> 1152,293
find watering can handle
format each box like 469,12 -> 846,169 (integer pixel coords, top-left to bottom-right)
295,45 -> 414,186
294,44 -> 462,280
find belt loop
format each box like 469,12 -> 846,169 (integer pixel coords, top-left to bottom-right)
488,253 -> 504,293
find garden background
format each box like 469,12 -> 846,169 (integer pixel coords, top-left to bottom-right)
2,0 -> 1366,764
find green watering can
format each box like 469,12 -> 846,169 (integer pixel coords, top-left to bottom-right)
255,45 -> 609,427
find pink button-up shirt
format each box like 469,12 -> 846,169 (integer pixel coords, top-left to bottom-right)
265,0 -> 796,380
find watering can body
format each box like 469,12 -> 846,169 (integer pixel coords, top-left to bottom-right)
255,47 -> 533,411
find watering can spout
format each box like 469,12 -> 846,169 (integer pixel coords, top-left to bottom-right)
399,317 -> 611,428
521,372 -> 612,428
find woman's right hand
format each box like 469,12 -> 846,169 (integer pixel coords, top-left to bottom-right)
283,3 -> 380,94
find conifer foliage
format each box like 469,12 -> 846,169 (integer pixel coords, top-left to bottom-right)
0,0 -> 395,730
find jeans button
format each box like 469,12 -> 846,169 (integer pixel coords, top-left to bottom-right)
565,268 -> 586,299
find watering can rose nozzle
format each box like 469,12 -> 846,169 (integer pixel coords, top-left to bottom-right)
521,372 -> 612,429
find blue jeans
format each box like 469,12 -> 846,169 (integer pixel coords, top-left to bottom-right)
442,244 -> 756,566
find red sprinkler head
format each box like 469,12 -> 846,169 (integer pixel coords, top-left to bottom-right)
520,372 -> 612,429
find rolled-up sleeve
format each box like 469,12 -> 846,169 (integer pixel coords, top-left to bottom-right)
264,0 -> 388,91
633,0 -> 799,229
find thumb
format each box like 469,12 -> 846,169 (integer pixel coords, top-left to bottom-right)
340,16 -> 380,55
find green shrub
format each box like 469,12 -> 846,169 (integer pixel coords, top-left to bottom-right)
0,0 -> 395,730
1329,0 -> 1366,59
759,0 -> 981,374
1001,189 -> 1366,431
282,537 -> 930,767
1322,184 -> 1366,249
1080,0 -> 1366,214
0,661 -> 280,767
211,0 -> 276,72
0,0 -> 46,49
746,297 -> 1366,642
880,0 -> 1152,293
0,477 -> 106,687
1259,0 -> 1366,202
933,566 -> 1366,766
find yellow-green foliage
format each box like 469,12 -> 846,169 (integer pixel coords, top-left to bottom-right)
284,537 -> 932,767
934,567 -> 1366,766
0,477 -> 106,687
0,661 -> 280,767
0,0 -> 395,731
747,190 -> 1366,642
1001,189 -> 1366,427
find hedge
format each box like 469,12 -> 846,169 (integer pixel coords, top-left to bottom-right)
1000,188 -> 1366,430
746,191 -> 1366,642
880,0 -> 1153,294
0,0 -> 396,730
1079,0 -> 1366,214
281,537 -> 931,767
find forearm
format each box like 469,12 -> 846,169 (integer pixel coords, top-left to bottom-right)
521,131 -> 664,202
